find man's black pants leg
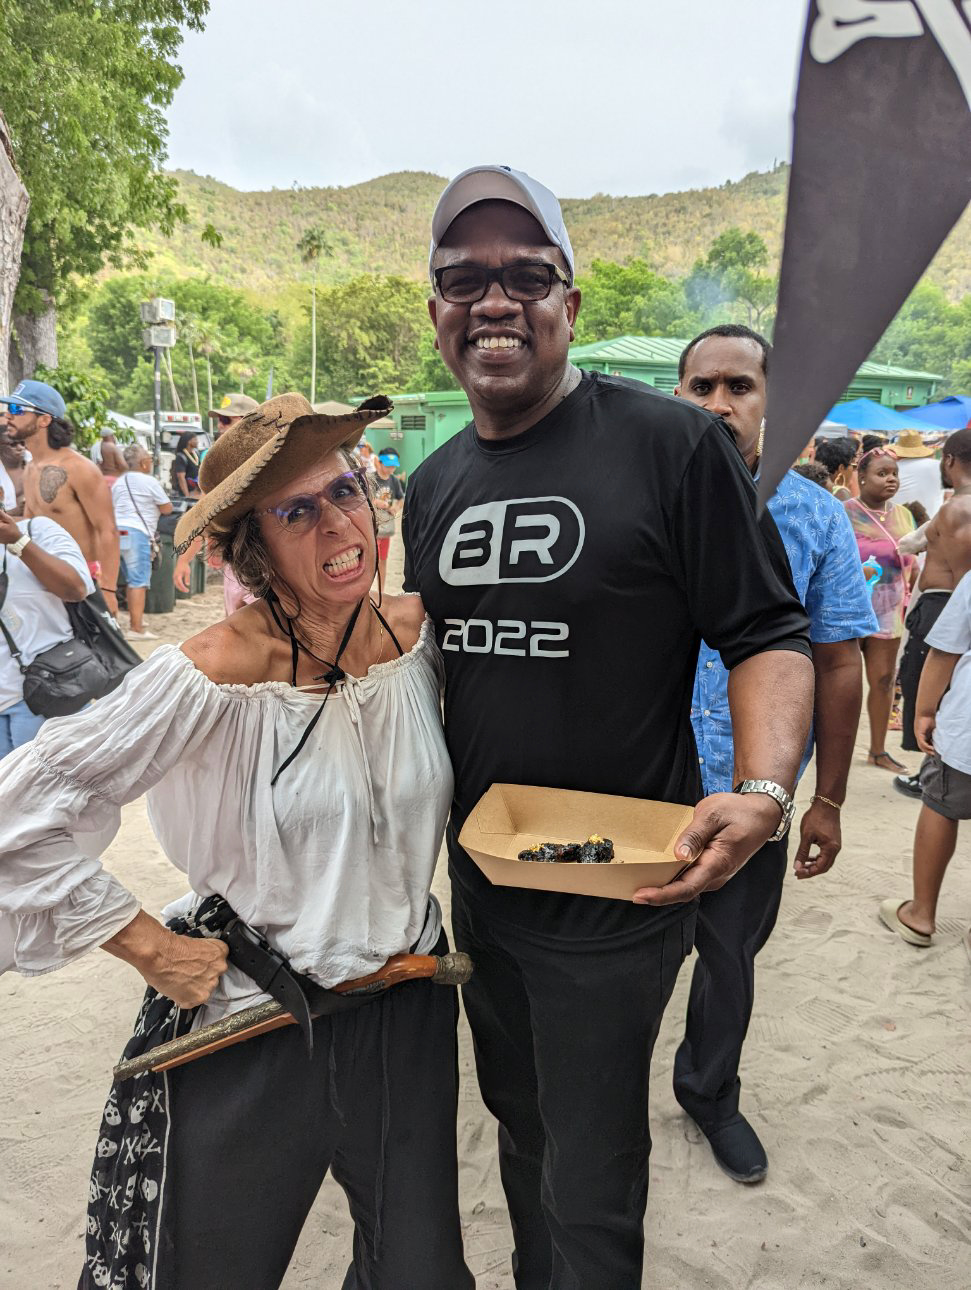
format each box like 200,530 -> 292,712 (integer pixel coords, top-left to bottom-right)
673,838 -> 788,1131
452,884 -> 695,1290
899,592 -> 951,752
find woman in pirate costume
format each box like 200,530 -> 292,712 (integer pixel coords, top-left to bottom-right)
0,394 -> 473,1290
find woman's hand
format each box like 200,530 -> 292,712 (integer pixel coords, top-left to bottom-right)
102,909 -> 229,1008
174,553 -> 193,592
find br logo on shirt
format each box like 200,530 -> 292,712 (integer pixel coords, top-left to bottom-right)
438,497 -> 585,586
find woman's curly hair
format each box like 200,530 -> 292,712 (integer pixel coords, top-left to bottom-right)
207,511 -> 274,598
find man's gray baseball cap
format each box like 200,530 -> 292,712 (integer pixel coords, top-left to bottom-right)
429,165 -> 575,285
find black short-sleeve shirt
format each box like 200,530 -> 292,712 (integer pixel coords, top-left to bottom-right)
403,371 -> 810,938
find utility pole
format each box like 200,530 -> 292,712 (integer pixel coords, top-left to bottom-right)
140,297 -> 176,478
153,346 -> 162,476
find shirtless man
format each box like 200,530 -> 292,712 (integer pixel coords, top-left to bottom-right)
0,426 -> 26,514
896,426 -> 971,795
95,428 -> 127,480
0,380 -> 120,617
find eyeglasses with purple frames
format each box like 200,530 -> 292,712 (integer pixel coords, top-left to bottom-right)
262,471 -> 370,535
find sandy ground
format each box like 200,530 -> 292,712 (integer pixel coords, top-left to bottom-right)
2,546 -> 970,1290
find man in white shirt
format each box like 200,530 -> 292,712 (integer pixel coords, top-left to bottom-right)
893,429 -> 944,516
0,512 -> 93,756
880,569 -> 971,948
111,446 -> 173,640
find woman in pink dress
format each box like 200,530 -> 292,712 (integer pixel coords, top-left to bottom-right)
845,447 -> 917,771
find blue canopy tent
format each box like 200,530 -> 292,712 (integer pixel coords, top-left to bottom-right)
825,398 -> 932,433
907,396 -> 971,430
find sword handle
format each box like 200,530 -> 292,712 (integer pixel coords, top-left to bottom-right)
333,951 -> 474,994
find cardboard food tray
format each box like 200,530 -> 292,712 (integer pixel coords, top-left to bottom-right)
459,784 -> 695,901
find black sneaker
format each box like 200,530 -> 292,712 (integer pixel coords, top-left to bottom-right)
893,773 -> 922,800
694,1114 -> 768,1183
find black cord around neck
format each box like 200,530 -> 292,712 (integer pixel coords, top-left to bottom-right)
269,595 -> 364,785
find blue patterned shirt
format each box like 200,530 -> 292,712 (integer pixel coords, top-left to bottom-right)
692,470 -> 878,796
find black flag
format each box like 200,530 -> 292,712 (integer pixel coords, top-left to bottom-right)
761,0 -> 971,503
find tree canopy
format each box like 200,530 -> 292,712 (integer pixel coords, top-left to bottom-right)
573,259 -> 700,345
0,0 -> 209,314
63,274 -> 285,413
686,228 -> 777,331
871,281 -> 971,396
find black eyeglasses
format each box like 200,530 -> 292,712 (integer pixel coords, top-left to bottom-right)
434,261 -> 569,304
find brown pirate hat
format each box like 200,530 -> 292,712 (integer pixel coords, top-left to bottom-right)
174,393 -> 392,551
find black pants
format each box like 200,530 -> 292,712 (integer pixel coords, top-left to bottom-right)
157,939 -> 473,1290
673,837 -> 788,1129
452,883 -> 695,1290
899,591 -> 951,752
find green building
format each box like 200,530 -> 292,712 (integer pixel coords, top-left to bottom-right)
383,335 -> 943,478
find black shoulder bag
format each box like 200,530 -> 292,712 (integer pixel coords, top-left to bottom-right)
0,528 -> 141,718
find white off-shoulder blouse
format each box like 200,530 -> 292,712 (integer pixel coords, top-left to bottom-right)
0,622 -> 453,1025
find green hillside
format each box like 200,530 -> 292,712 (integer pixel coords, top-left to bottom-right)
131,165 -> 971,301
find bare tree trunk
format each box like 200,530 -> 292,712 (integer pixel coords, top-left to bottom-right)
205,355 -> 214,435
0,111 -> 30,394
163,347 -> 181,409
310,265 -> 317,405
9,295 -> 58,385
187,341 -> 201,417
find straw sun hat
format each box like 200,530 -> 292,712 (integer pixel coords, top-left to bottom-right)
893,428 -> 935,459
174,392 -> 392,551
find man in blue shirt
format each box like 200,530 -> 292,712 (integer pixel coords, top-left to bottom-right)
675,324 -> 877,1183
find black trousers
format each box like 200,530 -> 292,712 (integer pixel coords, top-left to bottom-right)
157,936 -> 473,1290
452,883 -> 695,1290
673,837 -> 789,1129
899,591 -> 951,752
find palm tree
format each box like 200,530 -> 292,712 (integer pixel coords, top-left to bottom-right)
178,311 -> 202,419
163,347 -> 181,410
195,320 -> 220,434
297,225 -> 330,404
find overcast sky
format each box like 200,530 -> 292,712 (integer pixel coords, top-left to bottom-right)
164,0 -> 808,197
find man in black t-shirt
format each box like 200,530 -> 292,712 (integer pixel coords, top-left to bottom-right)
403,165 -> 814,1289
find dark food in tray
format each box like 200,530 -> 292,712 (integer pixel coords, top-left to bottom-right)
518,835 -> 615,864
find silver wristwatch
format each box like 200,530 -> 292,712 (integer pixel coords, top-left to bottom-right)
732,778 -> 795,843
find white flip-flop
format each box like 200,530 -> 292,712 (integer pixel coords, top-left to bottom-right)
878,899 -> 932,948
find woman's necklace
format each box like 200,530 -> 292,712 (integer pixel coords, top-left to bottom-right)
857,497 -> 893,518
293,603 -> 385,677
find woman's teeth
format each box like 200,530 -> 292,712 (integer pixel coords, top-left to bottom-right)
324,547 -> 362,575
474,336 -> 524,349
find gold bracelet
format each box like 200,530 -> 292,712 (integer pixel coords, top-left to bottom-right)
811,794 -> 842,811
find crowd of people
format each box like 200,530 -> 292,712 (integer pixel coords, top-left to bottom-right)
0,165 -> 969,1288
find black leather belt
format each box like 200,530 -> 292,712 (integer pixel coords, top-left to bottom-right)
221,915 -> 372,1057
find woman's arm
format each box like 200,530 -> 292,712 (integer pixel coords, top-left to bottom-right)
0,650 -> 226,986
102,909 -> 228,1008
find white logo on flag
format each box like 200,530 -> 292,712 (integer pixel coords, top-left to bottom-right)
810,0 -> 971,107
